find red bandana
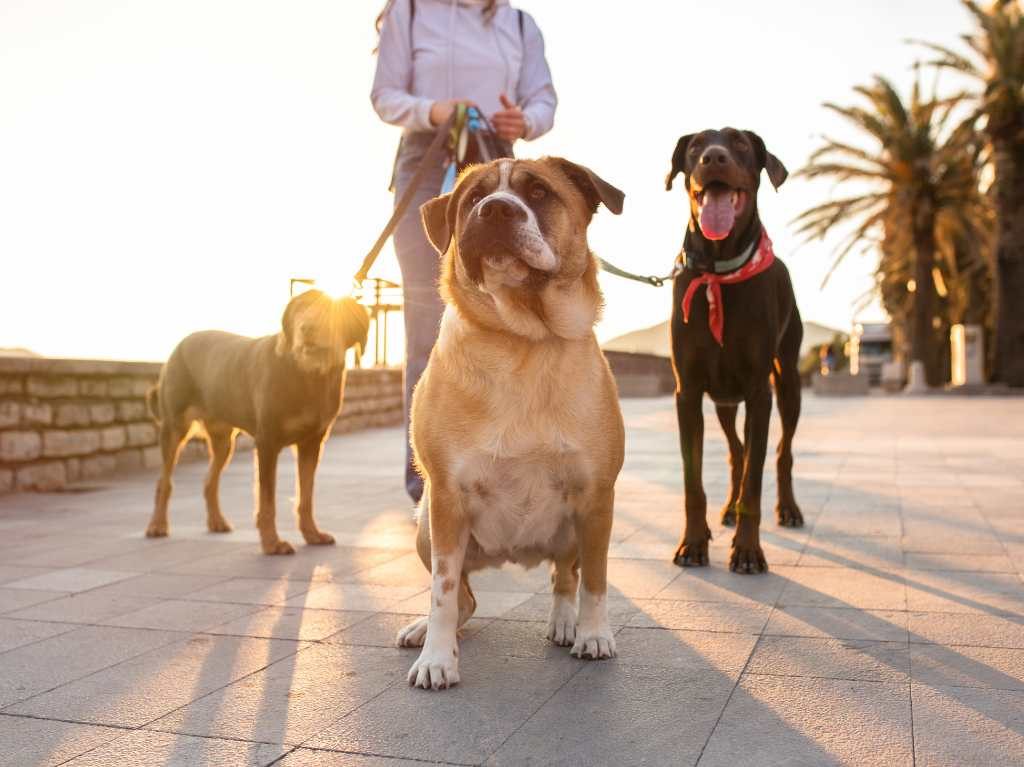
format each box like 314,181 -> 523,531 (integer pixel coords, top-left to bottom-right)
681,228 -> 776,346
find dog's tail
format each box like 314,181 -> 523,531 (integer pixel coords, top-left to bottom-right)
145,386 -> 161,424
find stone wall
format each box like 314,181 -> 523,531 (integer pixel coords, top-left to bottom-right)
0,357 -> 402,494
603,351 -> 676,397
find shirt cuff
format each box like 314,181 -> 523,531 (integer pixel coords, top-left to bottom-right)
412,98 -> 435,132
522,112 -> 536,141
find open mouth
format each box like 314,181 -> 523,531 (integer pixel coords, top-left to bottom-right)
695,182 -> 747,241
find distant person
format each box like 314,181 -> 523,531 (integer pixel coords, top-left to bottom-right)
820,344 -> 835,376
371,0 -> 557,503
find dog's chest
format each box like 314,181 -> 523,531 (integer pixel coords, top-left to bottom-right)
456,447 -> 584,563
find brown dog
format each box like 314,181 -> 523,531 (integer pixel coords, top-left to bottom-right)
144,290 -> 369,554
398,157 -> 625,690
665,128 -> 804,574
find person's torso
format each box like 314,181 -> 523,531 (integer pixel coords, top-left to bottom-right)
408,0 -> 525,120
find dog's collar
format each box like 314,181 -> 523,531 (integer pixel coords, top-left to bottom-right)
681,228 -> 760,275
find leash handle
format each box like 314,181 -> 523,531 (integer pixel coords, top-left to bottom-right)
354,113 -> 456,286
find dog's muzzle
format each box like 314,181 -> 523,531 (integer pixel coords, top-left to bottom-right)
460,192 -> 557,276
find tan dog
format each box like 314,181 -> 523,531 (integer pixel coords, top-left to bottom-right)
144,290 -> 369,554
398,157 -> 626,690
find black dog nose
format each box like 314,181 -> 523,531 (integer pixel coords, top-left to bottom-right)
477,196 -> 527,222
700,146 -> 730,166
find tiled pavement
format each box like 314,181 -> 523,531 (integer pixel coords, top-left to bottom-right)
0,394 -> 1022,766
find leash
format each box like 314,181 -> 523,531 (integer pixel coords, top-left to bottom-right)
599,258 -> 679,288
353,112 -> 456,286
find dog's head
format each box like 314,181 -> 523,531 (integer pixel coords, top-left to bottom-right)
420,157 -> 623,339
665,128 -> 787,242
276,290 -> 370,373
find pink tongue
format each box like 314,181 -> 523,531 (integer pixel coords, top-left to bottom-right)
699,189 -> 736,241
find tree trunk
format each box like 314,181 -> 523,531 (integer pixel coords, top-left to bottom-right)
909,205 -> 939,389
991,140 -> 1024,386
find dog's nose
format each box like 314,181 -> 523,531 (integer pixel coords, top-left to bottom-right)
477,196 -> 527,222
700,146 -> 730,166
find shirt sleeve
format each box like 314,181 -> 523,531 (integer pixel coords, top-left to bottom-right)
516,12 -> 557,141
370,0 -> 435,132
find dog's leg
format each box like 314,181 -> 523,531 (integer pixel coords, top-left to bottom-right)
730,388 -> 771,573
294,434 -> 335,546
673,390 -> 711,567
407,482 -> 468,690
715,404 -> 744,527
203,424 -> 235,533
572,487 -> 616,659
254,441 -> 293,555
547,552 -> 579,646
774,324 -> 804,528
398,501 -> 433,648
146,420 -> 187,538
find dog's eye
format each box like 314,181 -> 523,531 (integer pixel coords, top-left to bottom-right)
529,184 -> 548,201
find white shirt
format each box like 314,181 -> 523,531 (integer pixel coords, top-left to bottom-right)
371,0 -> 557,140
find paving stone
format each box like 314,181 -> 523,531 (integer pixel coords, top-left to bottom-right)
60,730 -> 288,766
654,567 -> 789,606
148,644 -> 401,745
908,611 -> 1024,649
0,625 -> 181,707
0,714 -> 124,767
698,674 -> 913,767
778,566 -> 907,610
3,566 -> 136,593
276,750 -> 433,767
389,588 -> 534,619
798,536 -> 903,570
7,591 -> 156,624
0,565 -> 54,585
7,634 -> 303,726
910,644 -> 1024,690
456,619 -> 592,665
903,552 -> 1016,572
85,572 -> 228,599
0,617 -> 76,653
500,593 -> 641,626
764,605 -> 909,642
206,606 -> 370,641
911,684 -> 1024,767
628,599 -> 772,634
746,635 -> 909,682
487,665 -> 735,766
307,654 -> 581,764
101,598 -> 258,632
184,576 -> 322,606
904,570 -> 1024,615
286,582 -> 427,612
0,587 -> 66,614
613,626 -> 757,672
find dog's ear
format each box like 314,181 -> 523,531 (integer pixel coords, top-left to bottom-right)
335,297 -> 370,356
666,134 -> 695,191
744,131 -> 788,190
420,193 -> 454,255
548,157 -> 624,215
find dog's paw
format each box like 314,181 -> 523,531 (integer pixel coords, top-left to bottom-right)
261,539 -> 296,556
673,536 -> 710,568
546,598 -> 577,647
720,503 -> 737,527
570,624 -> 616,660
397,616 -> 429,648
145,521 -> 168,538
408,646 -> 460,690
301,529 -> 336,546
775,504 -> 804,528
207,516 -> 233,533
729,542 -> 768,574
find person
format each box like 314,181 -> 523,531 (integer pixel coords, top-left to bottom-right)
371,0 -> 557,503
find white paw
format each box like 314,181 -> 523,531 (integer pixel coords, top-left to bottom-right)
407,645 -> 460,690
396,616 -> 429,648
570,623 -> 616,660
546,597 -> 577,647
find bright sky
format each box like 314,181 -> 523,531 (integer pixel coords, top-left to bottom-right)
0,0 -> 973,362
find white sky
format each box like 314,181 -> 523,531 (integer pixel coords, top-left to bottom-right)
0,0 -> 972,361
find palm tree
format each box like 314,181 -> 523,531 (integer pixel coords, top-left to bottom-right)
916,0 -> 1024,385
794,75 -> 985,389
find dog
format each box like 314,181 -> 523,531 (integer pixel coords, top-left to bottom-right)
665,127 -> 804,574
144,289 -> 369,555
397,157 -> 625,690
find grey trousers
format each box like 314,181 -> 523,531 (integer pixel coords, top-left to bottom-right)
393,134 -> 446,503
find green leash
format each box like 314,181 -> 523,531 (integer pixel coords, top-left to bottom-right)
598,258 -> 678,288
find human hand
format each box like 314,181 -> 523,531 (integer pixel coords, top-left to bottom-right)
429,99 -> 475,126
491,93 -> 526,141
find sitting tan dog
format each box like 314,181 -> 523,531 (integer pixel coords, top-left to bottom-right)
144,290 -> 368,554
398,157 -> 626,690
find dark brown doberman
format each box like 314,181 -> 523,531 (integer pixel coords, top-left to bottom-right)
665,127 -> 804,574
